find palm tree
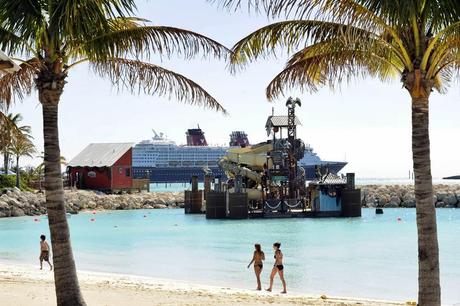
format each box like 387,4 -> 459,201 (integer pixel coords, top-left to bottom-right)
0,1 -> 228,304
36,152 -> 67,174
9,133 -> 36,188
1,113 -> 31,173
0,110 -> 15,165
213,0 -> 459,304
36,153 -> 67,192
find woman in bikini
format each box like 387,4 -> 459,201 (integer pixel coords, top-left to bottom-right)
247,243 -> 265,290
266,242 -> 286,293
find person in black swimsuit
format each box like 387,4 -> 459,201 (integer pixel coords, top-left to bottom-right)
247,244 -> 265,290
266,242 -> 287,293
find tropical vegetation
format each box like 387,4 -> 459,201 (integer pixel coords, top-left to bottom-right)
0,0 -> 228,305
1,112 -> 31,173
8,132 -> 36,188
213,0 -> 459,304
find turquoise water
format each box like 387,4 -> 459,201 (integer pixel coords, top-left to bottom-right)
0,209 -> 459,304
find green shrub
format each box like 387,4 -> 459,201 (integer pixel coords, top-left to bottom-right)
0,174 -> 32,191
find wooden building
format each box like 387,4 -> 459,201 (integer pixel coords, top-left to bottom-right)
67,143 -> 135,192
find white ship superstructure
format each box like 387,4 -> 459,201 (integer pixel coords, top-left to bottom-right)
132,129 -> 346,183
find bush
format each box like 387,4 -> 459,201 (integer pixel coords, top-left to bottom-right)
0,174 -> 32,191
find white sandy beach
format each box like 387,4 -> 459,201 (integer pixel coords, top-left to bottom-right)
0,262 -> 409,306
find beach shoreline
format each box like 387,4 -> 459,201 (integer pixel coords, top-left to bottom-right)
0,262 -> 406,306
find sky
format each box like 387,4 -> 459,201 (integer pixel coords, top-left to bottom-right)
7,0 -> 460,178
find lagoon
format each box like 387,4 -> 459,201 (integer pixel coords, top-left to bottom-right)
0,208 -> 459,304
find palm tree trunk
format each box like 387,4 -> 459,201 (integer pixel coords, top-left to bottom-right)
4,151 -> 9,173
412,96 -> 441,306
39,83 -> 86,305
15,155 -> 19,188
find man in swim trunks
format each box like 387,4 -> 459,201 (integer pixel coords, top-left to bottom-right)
39,234 -> 53,271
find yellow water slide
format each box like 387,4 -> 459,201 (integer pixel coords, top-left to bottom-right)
225,142 -> 273,170
218,142 -> 274,201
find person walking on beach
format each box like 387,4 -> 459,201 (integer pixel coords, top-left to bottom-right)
39,234 -> 52,271
247,244 -> 265,290
266,242 -> 286,293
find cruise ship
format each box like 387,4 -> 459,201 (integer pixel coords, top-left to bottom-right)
132,128 -> 347,182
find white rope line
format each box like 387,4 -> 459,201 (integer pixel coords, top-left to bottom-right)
284,200 -> 303,208
265,201 -> 282,210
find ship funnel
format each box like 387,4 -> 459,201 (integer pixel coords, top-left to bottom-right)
186,127 -> 208,146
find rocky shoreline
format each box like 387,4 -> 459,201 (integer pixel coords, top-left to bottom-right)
0,184 -> 459,218
0,188 -> 185,218
359,184 -> 460,208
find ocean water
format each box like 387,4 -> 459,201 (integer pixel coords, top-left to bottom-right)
150,178 -> 460,192
0,209 -> 459,304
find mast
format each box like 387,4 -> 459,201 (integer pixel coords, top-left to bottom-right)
286,97 -> 301,199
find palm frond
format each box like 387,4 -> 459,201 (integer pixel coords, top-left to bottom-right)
230,20 -> 378,67
8,132 -> 36,158
0,0 -> 45,45
266,46 -> 400,100
72,20 -> 230,62
426,34 -> 460,79
421,21 -> 460,70
0,27 -> 31,55
217,0 -> 414,69
214,0 -> 393,29
289,37 -> 404,73
213,0 -> 460,29
49,0 -> 137,43
0,58 -> 41,107
90,58 -> 227,114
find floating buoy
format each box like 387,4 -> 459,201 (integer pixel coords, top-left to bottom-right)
90,218 -> 95,222
397,217 -> 402,222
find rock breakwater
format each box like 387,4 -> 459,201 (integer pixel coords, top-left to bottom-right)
0,188 -> 184,218
360,184 -> 460,208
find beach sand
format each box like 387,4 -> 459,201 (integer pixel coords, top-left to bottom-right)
0,263 -> 406,306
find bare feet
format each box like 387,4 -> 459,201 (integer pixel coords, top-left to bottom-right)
281,290 -> 287,294
265,288 -> 272,292
256,287 -> 261,291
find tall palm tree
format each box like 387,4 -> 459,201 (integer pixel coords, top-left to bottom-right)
0,1 -> 228,305
0,110 -> 15,164
213,0 -> 459,304
1,113 -> 31,173
9,133 -> 36,188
